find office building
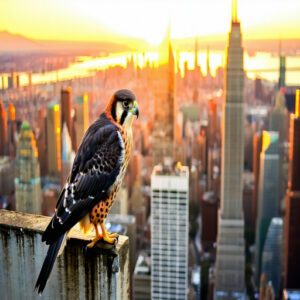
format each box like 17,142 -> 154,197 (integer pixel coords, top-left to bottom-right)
7,102 -> 17,157
261,217 -> 283,296
61,123 -> 75,185
151,164 -> 189,300
255,131 -> 280,284
134,252 -> 151,300
15,122 -> 42,214
74,93 -> 89,147
46,103 -> 62,178
0,100 -> 8,156
284,90 -> 300,289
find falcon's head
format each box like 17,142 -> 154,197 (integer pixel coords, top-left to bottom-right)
106,89 -> 139,127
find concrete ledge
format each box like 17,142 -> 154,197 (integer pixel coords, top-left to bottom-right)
0,209 -> 130,299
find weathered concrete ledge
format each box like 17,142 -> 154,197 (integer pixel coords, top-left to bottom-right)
0,209 -> 130,300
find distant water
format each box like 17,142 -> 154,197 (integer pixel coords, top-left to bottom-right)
1,51 -> 300,88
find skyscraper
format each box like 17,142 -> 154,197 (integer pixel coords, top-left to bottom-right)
36,108 -> 48,176
152,26 -> 176,165
0,100 -> 8,156
15,122 -> 42,214
252,132 -> 263,228
214,0 -> 246,298
7,102 -> 17,157
61,87 -> 73,136
61,87 -> 76,150
151,164 -> 189,300
261,217 -> 283,297
255,131 -> 280,284
74,93 -> 89,146
46,103 -> 62,178
284,90 -> 300,289
61,123 -> 75,185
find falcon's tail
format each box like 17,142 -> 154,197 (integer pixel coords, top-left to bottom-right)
35,233 -> 66,294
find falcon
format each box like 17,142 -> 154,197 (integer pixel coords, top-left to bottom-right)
35,89 -> 139,294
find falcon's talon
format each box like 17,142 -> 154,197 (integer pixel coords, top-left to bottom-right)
86,235 -> 103,248
108,232 -> 118,238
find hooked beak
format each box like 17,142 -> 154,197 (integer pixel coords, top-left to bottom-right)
131,100 -> 139,119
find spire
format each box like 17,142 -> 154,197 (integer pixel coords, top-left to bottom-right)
206,45 -> 211,76
194,37 -> 198,69
232,0 -> 238,23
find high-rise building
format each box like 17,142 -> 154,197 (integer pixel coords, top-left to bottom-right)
152,26 -> 176,165
134,252 -> 151,300
74,93 -> 89,147
61,87 -> 72,135
261,217 -> 283,296
15,122 -> 42,214
46,103 -> 62,178
7,102 -> 17,157
201,191 -> 218,249
61,87 -> 76,150
214,0 -> 246,298
278,55 -> 286,89
61,123 -> 75,185
284,90 -> 300,289
0,156 -> 15,199
255,131 -> 280,284
151,164 -> 189,300
36,108 -> 48,176
0,100 -> 8,156
252,132 -> 263,229
269,89 -> 289,201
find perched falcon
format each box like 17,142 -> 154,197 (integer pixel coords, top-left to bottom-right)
35,89 -> 139,294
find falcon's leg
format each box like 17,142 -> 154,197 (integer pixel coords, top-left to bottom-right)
87,224 -> 103,248
100,222 -> 119,244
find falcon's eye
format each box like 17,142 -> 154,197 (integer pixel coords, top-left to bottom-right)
123,100 -> 130,108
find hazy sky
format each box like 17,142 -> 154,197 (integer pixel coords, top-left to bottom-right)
1,0 -> 300,44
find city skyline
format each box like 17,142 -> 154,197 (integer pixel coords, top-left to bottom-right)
1,0 -> 300,45
0,0 -> 300,298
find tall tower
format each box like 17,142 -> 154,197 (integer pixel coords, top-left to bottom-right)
61,87 -> 76,150
284,90 -> 300,289
214,0 -> 246,298
46,103 -> 62,178
0,100 -> 8,156
61,123 -> 75,185
7,102 -> 17,157
15,122 -> 42,214
151,164 -> 189,300
74,93 -> 89,146
254,131 -> 280,284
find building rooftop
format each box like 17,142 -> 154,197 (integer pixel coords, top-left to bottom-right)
152,162 -> 189,177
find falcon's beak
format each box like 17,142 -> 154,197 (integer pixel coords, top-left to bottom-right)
131,100 -> 139,119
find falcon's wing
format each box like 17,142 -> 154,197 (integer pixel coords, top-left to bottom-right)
42,114 -> 124,244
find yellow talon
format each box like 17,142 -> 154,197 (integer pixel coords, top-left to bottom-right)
87,224 -> 103,248
100,223 -> 118,244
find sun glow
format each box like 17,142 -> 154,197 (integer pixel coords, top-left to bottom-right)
1,0 -> 300,44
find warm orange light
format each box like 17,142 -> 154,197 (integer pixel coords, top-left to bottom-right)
1,0 -> 300,43
296,90 -> 300,118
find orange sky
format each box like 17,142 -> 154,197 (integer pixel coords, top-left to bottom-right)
0,0 -> 300,45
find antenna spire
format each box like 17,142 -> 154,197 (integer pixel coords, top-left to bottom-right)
232,0 -> 238,22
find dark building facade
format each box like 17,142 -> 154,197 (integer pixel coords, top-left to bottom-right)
284,91 -> 300,289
